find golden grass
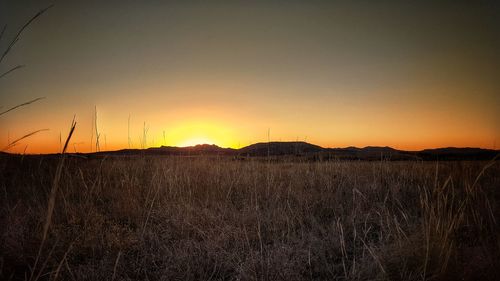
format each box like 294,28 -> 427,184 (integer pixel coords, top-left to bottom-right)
0,157 -> 498,280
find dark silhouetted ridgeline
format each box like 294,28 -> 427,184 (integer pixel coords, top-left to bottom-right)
36,141 -> 498,161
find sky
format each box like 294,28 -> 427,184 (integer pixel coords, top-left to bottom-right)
1,0 -> 499,153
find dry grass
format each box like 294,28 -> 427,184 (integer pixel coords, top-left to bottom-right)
0,157 -> 499,280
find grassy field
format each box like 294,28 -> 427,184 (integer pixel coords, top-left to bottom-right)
0,156 -> 499,280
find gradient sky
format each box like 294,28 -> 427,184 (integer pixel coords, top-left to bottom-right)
1,0 -> 499,153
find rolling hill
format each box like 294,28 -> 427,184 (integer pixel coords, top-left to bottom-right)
68,141 -> 499,161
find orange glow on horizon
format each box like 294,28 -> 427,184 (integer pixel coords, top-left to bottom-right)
177,137 -> 215,147
1,119 -> 498,155
1,95 -> 499,154
1,80 -> 498,154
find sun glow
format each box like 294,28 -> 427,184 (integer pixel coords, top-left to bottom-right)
178,137 -> 215,147
166,120 -> 238,148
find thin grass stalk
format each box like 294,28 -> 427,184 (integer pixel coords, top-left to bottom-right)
0,5 -> 54,65
2,129 -> 49,151
0,97 -> 45,117
0,64 -> 25,80
94,106 -> 100,152
111,251 -> 122,281
128,114 -> 131,149
0,24 -> 6,43
52,241 -> 74,281
29,117 -> 76,281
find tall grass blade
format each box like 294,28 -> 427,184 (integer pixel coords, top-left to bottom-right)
29,117 -> 76,281
0,5 -> 54,65
0,97 -> 45,117
0,64 -> 25,80
2,128 -> 48,151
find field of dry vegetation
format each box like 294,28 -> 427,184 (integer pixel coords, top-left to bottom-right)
1,155 -> 499,280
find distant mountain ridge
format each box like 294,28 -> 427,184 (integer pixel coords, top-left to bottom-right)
79,141 -> 498,161
239,141 -> 323,156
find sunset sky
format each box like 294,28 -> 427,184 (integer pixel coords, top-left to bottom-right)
1,0 -> 499,153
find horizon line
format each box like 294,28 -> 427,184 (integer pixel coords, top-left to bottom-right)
3,140 -> 498,156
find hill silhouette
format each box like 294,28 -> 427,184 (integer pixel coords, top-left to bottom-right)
72,141 -> 498,161
239,141 -> 323,156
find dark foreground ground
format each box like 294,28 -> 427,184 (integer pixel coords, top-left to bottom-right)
1,155 -> 499,280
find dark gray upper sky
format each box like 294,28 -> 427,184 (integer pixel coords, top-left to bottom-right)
1,0 -> 499,152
